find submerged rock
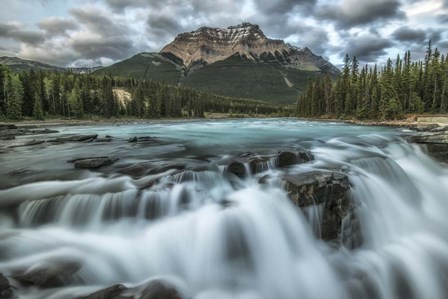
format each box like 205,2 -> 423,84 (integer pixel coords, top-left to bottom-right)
69,156 -> 119,169
140,281 -> 182,299
78,284 -> 129,299
0,273 -> 13,298
282,171 -> 360,247
13,261 -> 81,288
128,136 -> 156,143
8,139 -> 45,148
50,134 -> 98,143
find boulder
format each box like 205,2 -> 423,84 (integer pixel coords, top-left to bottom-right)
277,151 -> 298,167
141,281 -> 182,299
69,156 -> 119,169
0,273 -> 13,299
282,171 -> 360,247
226,161 -> 246,177
13,261 -> 81,288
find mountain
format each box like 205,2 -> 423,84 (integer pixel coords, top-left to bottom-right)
101,23 -> 341,103
0,56 -> 64,72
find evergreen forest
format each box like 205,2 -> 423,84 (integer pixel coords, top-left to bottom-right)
297,41 -> 448,120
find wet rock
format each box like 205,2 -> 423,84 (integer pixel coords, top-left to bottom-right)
248,156 -> 271,174
30,128 -> 59,134
50,134 -> 98,143
0,273 -> 13,299
430,125 -> 448,132
411,132 -> 448,162
94,138 -> 113,143
409,124 -> 438,132
69,156 -> 119,169
0,135 -> 15,141
128,136 -> 156,143
277,151 -> 298,167
226,161 -> 246,177
0,125 -> 17,130
141,281 -> 182,299
282,171 -> 359,246
13,261 -> 81,288
8,139 -> 45,148
411,131 -> 448,144
8,168 -> 37,177
78,284 -> 129,299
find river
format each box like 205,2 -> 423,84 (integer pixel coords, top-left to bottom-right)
0,118 -> 447,299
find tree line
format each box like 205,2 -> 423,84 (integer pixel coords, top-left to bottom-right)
297,41 -> 448,120
0,65 -> 288,120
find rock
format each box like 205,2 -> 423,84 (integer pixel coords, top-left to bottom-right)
411,132 -> 448,162
411,132 -> 448,144
8,168 -> 37,177
8,139 -> 45,148
13,261 -> 81,288
277,150 -> 313,168
30,128 -> 59,134
0,125 -> 17,130
78,284 -> 129,299
141,281 -> 182,299
248,157 -> 271,174
0,273 -> 13,299
0,135 -> 15,141
410,124 -> 438,132
282,171 -> 360,247
128,136 -> 156,143
69,156 -> 119,169
277,151 -> 298,167
226,161 -> 246,177
50,134 -> 98,143
94,138 -> 113,143
430,125 -> 448,132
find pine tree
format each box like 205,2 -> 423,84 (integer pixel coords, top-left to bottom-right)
6,74 -> 24,120
33,92 -> 44,120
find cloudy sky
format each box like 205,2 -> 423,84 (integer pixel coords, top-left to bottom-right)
0,0 -> 447,67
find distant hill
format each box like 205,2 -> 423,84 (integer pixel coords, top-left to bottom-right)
0,56 -> 64,72
97,23 -> 340,104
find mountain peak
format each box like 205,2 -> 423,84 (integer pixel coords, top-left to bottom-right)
161,23 -> 285,67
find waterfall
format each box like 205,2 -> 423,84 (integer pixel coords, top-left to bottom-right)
1,120 -> 447,299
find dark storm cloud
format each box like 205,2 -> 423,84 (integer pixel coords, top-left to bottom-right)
316,0 -> 405,29
0,23 -> 45,45
392,26 -> 426,43
70,37 -> 134,60
38,17 -> 79,36
147,13 -> 182,37
70,8 -> 130,37
343,35 -> 394,62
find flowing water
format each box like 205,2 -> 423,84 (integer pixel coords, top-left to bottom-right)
0,119 -> 447,299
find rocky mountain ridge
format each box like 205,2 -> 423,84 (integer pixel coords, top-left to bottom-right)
161,22 -> 340,76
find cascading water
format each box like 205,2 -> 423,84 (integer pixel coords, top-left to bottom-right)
0,119 -> 447,299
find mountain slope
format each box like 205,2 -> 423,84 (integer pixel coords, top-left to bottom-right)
97,23 -> 341,103
94,52 -> 183,84
0,56 -> 64,72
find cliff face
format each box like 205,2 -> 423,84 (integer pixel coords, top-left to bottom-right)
160,23 -> 340,76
